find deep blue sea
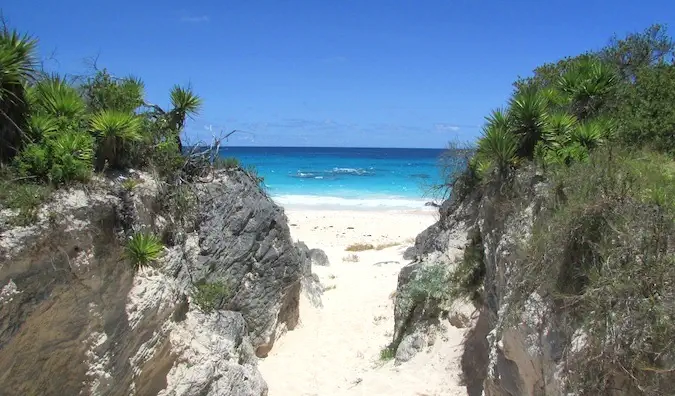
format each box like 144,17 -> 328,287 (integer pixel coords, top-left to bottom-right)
218,146 -> 450,209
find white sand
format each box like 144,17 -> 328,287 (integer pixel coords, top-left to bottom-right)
258,208 -> 470,396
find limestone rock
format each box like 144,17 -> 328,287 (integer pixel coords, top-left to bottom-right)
0,169 -> 306,395
190,170 -> 305,357
309,248 -> 330,266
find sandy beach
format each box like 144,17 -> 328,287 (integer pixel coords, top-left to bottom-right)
258,208 -> 470,396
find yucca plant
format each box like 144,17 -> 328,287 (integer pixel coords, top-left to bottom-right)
571,120 -> 605,151
81,69 -> 145,113
124,231 -> 164,270
168,85 -> 202,152
29,75 -> 86,121
558,58 -> 617,120
47,132 -> 94,184
0,26 -> 37,162
508,86 -> 549,159
541,113 -> 577,151
26,113 -> 58,142
485,108 -> 512,132
477,124 -> 519,178
90,110 -> 142,169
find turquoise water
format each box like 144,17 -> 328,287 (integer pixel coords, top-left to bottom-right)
218,146 -> 451,209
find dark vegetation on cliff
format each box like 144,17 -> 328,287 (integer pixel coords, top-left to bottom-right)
437,24 -> 674,395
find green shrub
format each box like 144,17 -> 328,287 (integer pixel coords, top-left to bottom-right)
398,262 -> 452,314
46,132 -> 94,185
0,178 -> 52,226
475,122 -> 519,178
90,110 -> 143,169
214,156 -> 240,170
121,178 -> 140,191
81,69 -> 145,113
124,231 -> 164,270
512,149 -> 675,395
379,346 -> 395,361
150,140 -> 185,178
192,281 -> 229,313
613,63 -> 675,154
15,143 -> 50,178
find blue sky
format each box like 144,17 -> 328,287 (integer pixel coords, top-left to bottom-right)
4,1 -> 674,148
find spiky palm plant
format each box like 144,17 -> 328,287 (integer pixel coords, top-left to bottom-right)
0,26 -> 37,162
558,58 -> 617,120
81,69 -> 145,113
29,75 -> 86,121
47,132 -> 94,184
571,120 -> 605,151
26,113 -> 58,142
508,86 -> 549,159
485,108 -> 512,132
169,85 -> 202,152
477,124 -> 519,178
124,231 -> 164,270
90,110 -> 142,169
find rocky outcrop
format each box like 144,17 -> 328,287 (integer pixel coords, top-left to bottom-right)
0,168 -> 311,395
396,167 -> 576,395
308,248 -> 329,267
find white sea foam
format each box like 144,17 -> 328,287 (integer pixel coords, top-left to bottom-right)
272,194 -> 436,211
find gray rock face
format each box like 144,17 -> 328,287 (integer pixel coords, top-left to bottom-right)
390,258 -> 447,364
189,170 -> 304,357
401,166 -> 577,396
0,168 -> 306,395
309,248 -> 330,266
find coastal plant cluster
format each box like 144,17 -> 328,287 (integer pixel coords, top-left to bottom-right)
0,20 -> 248,317
447,24 -> 675,395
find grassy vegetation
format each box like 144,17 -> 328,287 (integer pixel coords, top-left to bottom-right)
342,254 -> 360,262
192,281 -> 229,313
345,243 -> 375,252
0,171 -> 53,226
213,156 -> 240,170
123,231 -> 164,270
379,346 -> 396,361
345,241 -> 400,252
513,149 -> 675,394
397,262 -> 452,314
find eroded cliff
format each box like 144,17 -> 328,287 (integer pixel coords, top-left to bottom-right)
0,168 -> 316,396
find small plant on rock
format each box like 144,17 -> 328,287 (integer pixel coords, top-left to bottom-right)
121,178 -> 140,191
213,156 -> 240,170
192,281 -> 230,313
379,346 -> 396,361
124,231 -> 164,270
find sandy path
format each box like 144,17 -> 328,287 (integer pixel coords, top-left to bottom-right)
258,209 -> 469,396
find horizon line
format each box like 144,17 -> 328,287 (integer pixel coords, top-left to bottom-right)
186,144 -> 476,150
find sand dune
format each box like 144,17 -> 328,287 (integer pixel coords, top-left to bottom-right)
258,209 -> 470,396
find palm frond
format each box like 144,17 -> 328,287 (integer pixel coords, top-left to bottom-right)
477,125 -> 519,177
508,86 -> 549,158
169,85 -> 202,118
485,108 -> 512,131
30,75 -> 86,119
90,110 -> 142,141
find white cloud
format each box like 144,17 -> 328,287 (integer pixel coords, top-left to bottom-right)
434,123 -> 461,132
181,15 -> 210,23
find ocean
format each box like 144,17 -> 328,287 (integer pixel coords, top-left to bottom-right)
218,146 -> 454,210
